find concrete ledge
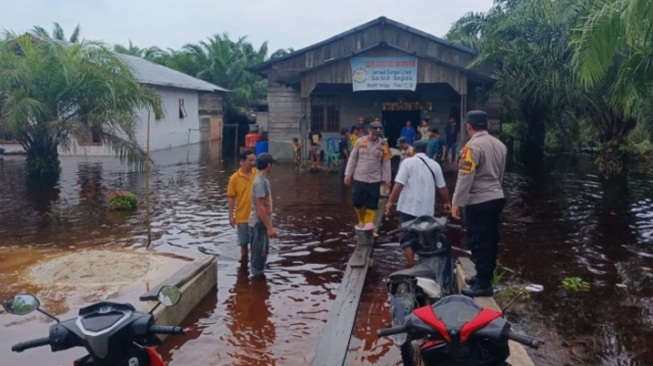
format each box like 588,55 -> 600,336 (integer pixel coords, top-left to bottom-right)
141,255 -> 218,340
456,258 -> 535,366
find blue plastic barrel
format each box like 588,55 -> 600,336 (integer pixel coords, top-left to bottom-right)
255,140 -> 269,156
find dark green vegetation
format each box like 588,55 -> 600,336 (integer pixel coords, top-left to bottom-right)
446,0 -> 653,177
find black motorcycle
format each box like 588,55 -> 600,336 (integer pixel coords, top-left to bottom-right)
3,285 -> 189,366
385,215 -> 462,364
377,294 -> 543,366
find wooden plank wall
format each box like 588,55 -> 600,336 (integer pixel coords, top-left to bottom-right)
267,81 -> 302,142
301,48 -> 466,97
269,23 -> 475,81
468,91 -> 502,134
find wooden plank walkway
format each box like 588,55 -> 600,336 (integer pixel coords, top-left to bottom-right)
457,257 -> 535,366
310,196 -> 387,366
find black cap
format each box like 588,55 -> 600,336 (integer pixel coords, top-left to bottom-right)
397,136 -> 407,147
465,110 -> 488,128
340,127 -> 349,134
256,152 -> 276,169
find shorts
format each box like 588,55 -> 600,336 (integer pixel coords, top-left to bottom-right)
352,180 -> 381,210
400,213 -> 417,249
249,222 -> 270,275
311,145 -> 320,155
237,223 -> 251,247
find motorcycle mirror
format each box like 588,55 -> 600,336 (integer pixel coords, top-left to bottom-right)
156,285 -> 182,307
2,294 -> 40,315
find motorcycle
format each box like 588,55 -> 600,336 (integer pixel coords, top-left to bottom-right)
2,285 -> 189,366
384,215 -> 462,362
377,294 -> 544,366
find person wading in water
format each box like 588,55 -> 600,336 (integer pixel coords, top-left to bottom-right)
227,150 -> 257,262
344,121 -> 391,236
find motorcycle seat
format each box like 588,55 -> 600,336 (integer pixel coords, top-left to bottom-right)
389,264 -> 435,279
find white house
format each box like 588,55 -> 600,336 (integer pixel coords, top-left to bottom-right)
0,54 -> 229,156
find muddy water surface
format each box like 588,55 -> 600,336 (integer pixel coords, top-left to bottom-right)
1,145 -> 653,366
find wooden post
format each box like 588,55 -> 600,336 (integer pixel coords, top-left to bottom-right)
146,110 -> 152,249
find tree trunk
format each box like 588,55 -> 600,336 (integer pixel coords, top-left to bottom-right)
595,139 -> 629,178
24,141 -> 61,180
595,114 -> 636,178
519,105 -> 547,165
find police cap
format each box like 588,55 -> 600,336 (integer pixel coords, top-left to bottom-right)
369,121 -> 384,136
465,110 -> 488,129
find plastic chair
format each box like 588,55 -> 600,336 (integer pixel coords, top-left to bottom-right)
324,137 -> 341,170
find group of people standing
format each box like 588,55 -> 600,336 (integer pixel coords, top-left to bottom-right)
229,110 -> 507,298
397,115 -> 461,166
344,110 -> 507,298
227,151 -> 277,279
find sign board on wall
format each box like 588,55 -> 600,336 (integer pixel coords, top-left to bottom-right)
350,56 -> 418,91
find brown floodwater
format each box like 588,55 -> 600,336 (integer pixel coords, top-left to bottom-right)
1,144 -> 653,366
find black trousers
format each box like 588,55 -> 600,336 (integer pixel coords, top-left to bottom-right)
464,198 -> 506,286
352,180 -> 381,210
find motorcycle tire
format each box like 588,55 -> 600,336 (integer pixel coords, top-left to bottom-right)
400,340 -> 423,366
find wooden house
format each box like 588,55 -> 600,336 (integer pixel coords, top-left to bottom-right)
249,16 -> 500,161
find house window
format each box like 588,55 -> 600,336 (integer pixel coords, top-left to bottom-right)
310,104 -> 340,132
179,98 -> 187,119
80,123 -> 103,146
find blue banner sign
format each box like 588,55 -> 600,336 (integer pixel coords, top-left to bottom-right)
350,56 -> 418,91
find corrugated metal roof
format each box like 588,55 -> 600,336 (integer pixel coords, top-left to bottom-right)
117,54 -> 229,93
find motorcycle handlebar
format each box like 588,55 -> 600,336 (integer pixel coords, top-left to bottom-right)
445,223 -> 463,230
150,325 -> 189,335
11,337 -> 51,353
505,330 -> 544,349
376,325 -> 407,337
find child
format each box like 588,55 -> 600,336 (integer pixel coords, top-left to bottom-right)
292,138 -> 302,169
419,119 -> 430,141
349,126 -> 360,152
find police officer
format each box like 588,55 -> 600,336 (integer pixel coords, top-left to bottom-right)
344,121 -> 391,233
451,110 -> 507,298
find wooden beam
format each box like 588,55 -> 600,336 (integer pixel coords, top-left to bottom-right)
456,258 -> 536,366
310,247 -> 373,366
310,197 -> 388,366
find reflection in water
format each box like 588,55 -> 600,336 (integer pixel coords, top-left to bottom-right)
224,266 -> 275,366
2,150 -> 653,365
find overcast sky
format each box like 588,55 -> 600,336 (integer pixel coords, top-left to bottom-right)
1,0 -> 494,53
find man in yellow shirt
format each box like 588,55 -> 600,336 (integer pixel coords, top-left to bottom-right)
227,150 -> 257,261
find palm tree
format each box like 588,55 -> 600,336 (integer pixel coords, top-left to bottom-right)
31,22 -> 81,43
573,0 -> 653,90
0,33 -> 163,178
161,34 -> 269,119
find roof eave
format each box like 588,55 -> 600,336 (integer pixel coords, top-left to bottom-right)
248,16 -> 479,73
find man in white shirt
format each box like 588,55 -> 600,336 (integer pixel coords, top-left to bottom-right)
385,140 -> 451,267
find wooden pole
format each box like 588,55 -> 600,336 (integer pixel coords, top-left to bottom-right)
146,109 -> 152,250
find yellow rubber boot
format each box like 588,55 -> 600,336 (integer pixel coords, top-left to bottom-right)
364,209 -> 376,225
354,207 -> 366,227
364,209 -> 380,238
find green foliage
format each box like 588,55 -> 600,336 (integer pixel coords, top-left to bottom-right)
107,190 -> 138,211
561,276 -> 591,292
446,0 -> 653,177
0,28 -> 163,178
114,34 -> 289,123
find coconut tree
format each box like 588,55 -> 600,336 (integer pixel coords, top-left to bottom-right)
31,22 -> 81,43
0,33 -> 163,178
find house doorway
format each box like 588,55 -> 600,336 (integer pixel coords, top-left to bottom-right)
382,110 -> 421,147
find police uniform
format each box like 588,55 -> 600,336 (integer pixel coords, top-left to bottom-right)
452,110 -> 507,297
345,122 -> 391,227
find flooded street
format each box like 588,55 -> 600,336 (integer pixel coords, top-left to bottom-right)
1,144 -> 653,365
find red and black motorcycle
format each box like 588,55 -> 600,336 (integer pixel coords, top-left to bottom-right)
377,294 -> 543,366
3,285 -> 189,366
